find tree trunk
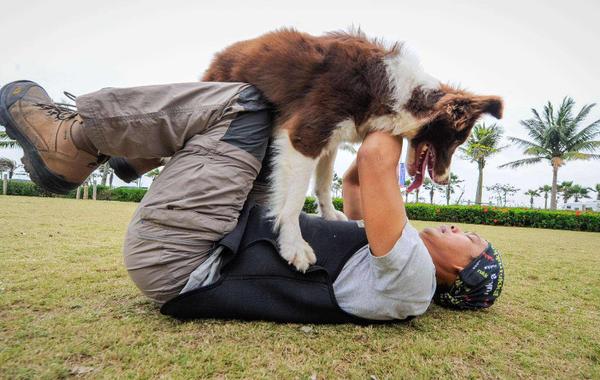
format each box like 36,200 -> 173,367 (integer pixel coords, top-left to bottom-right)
415,188 -> 420,203
100,163 -> 109,186
475,162 -> 484,205
530,196 -> 534,208
109,172 -> 114,188
550,166 -> 558,210
544,194 -> 548,209
83,184 -> 89,200
446,182 -> 451,206
429,189 -> 434,204
456,189 -> 465,205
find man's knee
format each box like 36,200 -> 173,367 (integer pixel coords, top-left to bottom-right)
220,109 -> 272,162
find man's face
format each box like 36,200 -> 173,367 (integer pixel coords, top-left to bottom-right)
419,225 -> 488,285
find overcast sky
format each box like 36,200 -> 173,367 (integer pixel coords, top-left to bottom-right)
1,0 -> 599,207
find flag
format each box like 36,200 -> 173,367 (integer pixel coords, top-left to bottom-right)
398,162 -> 406,188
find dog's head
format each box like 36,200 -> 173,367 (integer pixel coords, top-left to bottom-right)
403,85 -> 503,192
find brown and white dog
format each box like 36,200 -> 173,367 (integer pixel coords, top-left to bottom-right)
204,29 -> 503,271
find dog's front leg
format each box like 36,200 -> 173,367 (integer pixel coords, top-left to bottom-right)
315,149 -> 348,221
268,129 -> 318,272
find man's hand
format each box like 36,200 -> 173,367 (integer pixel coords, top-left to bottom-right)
356,132 -> 407,257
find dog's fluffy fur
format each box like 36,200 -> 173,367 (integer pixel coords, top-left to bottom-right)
204,28 -> 503,271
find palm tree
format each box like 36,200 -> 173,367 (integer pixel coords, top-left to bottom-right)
524,189 -> 540,208
558,181 -> 574,204
0,129 -> 19,148
538,185 -> 552,209
570,184 -> 591,202
460,122 -> 505,204
595,184 -> 600,201
332,172 -> 343,198
404,178 -> 421,203
500,97 -> 600,210
444,173 -> 464,205
0,157 -> 17,179
423,178 -> 442,204
98,162 -> 113,187
145,168 -> 161,181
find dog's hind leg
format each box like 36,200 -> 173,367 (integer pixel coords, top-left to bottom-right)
315,149 -> 348,221
268,128 -> 317,272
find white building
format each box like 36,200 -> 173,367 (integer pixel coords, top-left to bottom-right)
560,201 -> 600,212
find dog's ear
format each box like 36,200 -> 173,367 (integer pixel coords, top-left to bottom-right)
443,94 -> 504,130
476,96 -> 503,119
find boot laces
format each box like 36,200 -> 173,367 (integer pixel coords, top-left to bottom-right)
35,91 -> 79,121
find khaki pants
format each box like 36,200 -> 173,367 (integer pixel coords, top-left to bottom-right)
76,82 -> 273,304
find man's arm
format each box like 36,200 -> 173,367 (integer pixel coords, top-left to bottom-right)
356,132 -> 408,257
342,160 -> 362,220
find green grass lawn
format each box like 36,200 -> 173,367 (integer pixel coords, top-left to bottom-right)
1,196 -> 599,379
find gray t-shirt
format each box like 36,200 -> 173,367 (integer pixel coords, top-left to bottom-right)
181,221 -> 436,321
333,222 -> 437,320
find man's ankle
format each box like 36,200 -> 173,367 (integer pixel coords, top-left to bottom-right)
70,118 -> 98,156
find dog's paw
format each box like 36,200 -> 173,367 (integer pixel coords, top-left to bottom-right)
321,208 -> 348,222
280,238 -> 317,272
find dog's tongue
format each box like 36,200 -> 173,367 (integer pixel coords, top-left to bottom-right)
406,148 -> 430,193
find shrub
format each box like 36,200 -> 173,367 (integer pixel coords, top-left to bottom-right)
402,203 -> 599,232
301,197 -> 344,214
303,196 -> 318,214
109,187 -> 148,202
5,180 -> 147,202
313,198 -> 600,232
5,182 -> 599,232
6,180 -> 52,197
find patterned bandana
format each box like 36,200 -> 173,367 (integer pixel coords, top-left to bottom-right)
434,243 -> 505,310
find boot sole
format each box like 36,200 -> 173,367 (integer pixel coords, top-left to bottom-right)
108,157 -> 141,183
0,81 -> 80,194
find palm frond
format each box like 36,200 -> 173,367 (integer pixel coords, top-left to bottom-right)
499,157 -> 544,169
506,136 -> 545,151
562,152 -> 594,161
568,140 -> 600,154
566,119 -> 600,149
339,143 -> 358,154
572,103 -> 596,127
556,97 -> 575,127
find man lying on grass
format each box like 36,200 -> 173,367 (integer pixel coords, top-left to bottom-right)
0,80 -> 504,323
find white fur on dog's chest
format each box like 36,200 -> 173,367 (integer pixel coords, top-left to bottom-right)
328,110 -> 421,155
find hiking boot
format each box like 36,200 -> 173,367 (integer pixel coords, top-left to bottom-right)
109,157 -> 167,183
0,80 -> 107,194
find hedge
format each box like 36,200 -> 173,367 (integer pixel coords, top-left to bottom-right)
403,204 -> 600,232
5,180 -> 146,202
4,181 -> 599,232
307,196 -> 599,232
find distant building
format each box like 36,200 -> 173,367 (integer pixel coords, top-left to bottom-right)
560,201 -> 600,212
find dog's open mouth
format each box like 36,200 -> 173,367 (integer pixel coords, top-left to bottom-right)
406,143 -> 435,193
